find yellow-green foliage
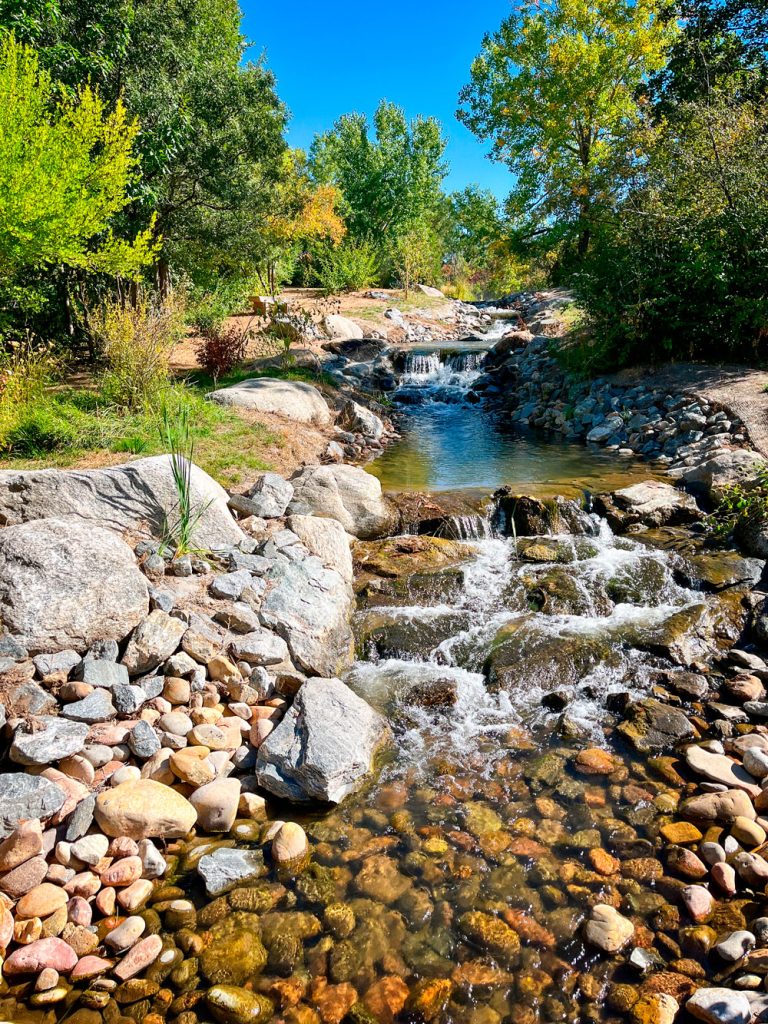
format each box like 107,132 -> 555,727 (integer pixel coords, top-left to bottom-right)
0,33 -> 157,281
0,338 -> 58,446
92,293 -> 187,410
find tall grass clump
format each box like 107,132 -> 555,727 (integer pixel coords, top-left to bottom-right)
0,338 -> 59,451
92,292 -> 186,409
158,401 -> 212,557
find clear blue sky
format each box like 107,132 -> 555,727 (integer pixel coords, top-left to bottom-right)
240,0 -> 514,200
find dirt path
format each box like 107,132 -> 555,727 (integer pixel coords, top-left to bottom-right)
610,362 -> 768,457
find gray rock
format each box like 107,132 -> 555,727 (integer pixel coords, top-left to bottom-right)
64,793 -> 96,841
286,515 -> 354,583
338,400 -> 385,440
208,570 -> 253,601
84,639 -> 120,662
256,677 -> 389,803
687,987 -> 751,1024
7,680 -> 57,715
226,550 -> 272,575
259,555 -> 353,677
122,611 -> 186,675
0,456 -> 243,549
60,688 -> 116,724
33,650 -> 81,678
617,698 -> 696,752
207,378 -> 331,426
683,449 -> 768,500
197,846 -> 266,897
213,602 -> 261,634
10,716 -> 89,765
239,473 -> 294,519
75,660 -> 129,689
0,774 -> 66,837
113,683 -> 148,715
595,480 -> 702,529
229,630 -> 289,667
287,464 -> 397,540
324,314 -> 364,341
0,518 -> 148,655
165,652 -> 198,678
716,931 -> 755,962
0,636 -> 28,660
128,720 -> 160,759
149,588 -> 174,614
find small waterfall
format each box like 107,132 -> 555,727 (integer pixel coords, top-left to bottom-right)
404,353 -> 442,376
446,352 -> 486,373
440,513 -> 494,541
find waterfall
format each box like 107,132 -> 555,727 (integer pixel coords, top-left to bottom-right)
440,513 -> 494,540
404,353 -> 442,376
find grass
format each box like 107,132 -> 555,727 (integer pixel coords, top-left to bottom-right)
0,382 -> 278,487
189,363 -> 337,392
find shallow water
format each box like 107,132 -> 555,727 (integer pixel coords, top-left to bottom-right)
366,348 -> 664,497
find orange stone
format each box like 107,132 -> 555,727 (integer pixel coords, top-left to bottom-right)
589,849 -> 621,876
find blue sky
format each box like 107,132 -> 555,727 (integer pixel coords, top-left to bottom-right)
240,0 -> 514,200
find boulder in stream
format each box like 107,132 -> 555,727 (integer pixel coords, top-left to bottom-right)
287,464 -> 398,539
593,480 -> 703,531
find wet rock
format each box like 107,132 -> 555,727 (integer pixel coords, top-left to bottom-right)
272,822 -> 309,873
206,984 -> 274,1024
583,904 -> 635,953
595,481 -> 701,530
617,699 -> 696,752
682,885 -> 714,923
716,931 -> 755,962
197,847 -> 266,897
684,746 -> 760,794
493,492 -> 595,537
95,779 -> 197,839
458,912 -> 521,966
355,855 -> 410,903
681,789 -> 756,824
686,987 -> 751,1024
256,677 -> 389,803
0,518 -> 148,654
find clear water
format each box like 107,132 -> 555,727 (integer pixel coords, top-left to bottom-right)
366,348 -> 664,496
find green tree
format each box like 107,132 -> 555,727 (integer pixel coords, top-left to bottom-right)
458,0 -> 677,257
390,223 -> 442,298
309,100 -> 448,247
450,185 -> 506,268
0,33 -> 154,290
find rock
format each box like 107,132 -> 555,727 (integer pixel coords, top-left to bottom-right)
686,987 -> 751,1024
683,450 -> 768,499
0,776 -> 65,838
681,789 -> 757,824
583,904 -> 635,953
338,400 -> 385,440
287,515 -> 354,583
122,611 -> 186,675
325,314 -> 364,342
76,660 -> 129,689
458,911 -> 521,966
104,915 -> 145,951
617,699 -> 696,752
60,688 -> 116,724
3,937 -> 78,975
236,473 -> 294,519
0,456 -> 243,548
207,377 -> 331,426
127,720 -> 161,759
189,779 -> 241,833
230,630 -> 290,667
256,677 -> 389,803
272,822 -> 309,871
594,481 -> 702,529
716,931 -> 755,962
0,818 -> 44,871
70,834 -> 109,867
201,911 -> 268,984
682,884 -> 714,922
197,847 -> 266,897
0,518 -> 148,654
16,883 -> 68,920
0,854 -> 47,897
685,747 -> 760,794
205,984 -> 273,1024
287,465 -> 397,540
259,554 -> 354,677
94,780 -> 197,839
632,994 -> 679,1024
10,717 -> 88,766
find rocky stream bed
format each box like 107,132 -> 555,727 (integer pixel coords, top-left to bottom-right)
1,297 -> 768,1024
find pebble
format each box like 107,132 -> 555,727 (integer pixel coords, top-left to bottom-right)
70,834 -> 109,866
682,885 -> 714,922
189,778 -> 241,833
4,936 -> 78,974
112,933 -> 163,980
732,816 -> 766,846
716,931 -> 756,962
687,987 -> 751,1024
104,915 -> 146,951
0,818 -> 44,872
16,883 -> 68,920
583,904 -> 634,953
712,862 -> 738,895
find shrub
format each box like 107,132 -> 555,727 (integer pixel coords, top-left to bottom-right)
312,240 -> 379,295
0,337 -> 59,450
389,227 -> 442,298
196,326 -> 250,384
189,279 -> 252,336
92,293 -> 186,410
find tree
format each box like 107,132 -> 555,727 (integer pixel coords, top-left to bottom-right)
0,34 -> 155,287
390,223 -> 442,297
309,100 -> 448,247
450,185 -> 507,268
458,0 -> 677,257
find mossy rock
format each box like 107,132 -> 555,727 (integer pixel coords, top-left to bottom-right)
353,535 -> 474,581
200,912 -> 268,985
206,984 -> 274,1024
458,911 -> 521,966
606,556 -> 669,605
355,608 -> 470,660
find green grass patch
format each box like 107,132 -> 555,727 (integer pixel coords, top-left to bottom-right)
188,363 -> 337,392
0,382 -> 279,487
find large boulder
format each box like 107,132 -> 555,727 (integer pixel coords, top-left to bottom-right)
288,465 -> 397,540
286,514 -> 354,583
682,449 -> 768,500
207,378 -> 331,426
0,456 -> 243,548
324,315 -> 363,342
594,480 -> 702,531
337,400 -> 385,440
255,677 -> 389,802
259,552 -> 354,677
0,518 -> 148,654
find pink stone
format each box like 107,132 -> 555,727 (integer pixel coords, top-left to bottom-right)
711,861 -> 738,895
0,819 -> 43,873
0,908 -> 13,950
112,934 -> 163,981
63,872 -> 101,899
57,755 -> 95,786
3,937 -> 78,975
116,878 -> 153,912
40,769 -> 88,827
249,719 -> 274,748
104,915 -> 145,951
71,955 -> 113,981
682,884 -> 714,922
108,837 -> 139,859
95,887 -> 116,917
100,856 -> 142,887
66,896 -> 92,927
87,723 -> 135,745
0,855 -> 48,898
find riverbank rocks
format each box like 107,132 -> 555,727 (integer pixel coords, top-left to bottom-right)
325,314 -> 364,342
94,779 -> 197,839
232,472 -> 294,519
687,988 -> 751,1024
617,698 -> 697,752
0,456 -> 243,548
0,776 -> 65,837
287,464 -> 397,539
207,377 -> 332,426
682,449 -> 768,500
594,480 -> 702,530
287,514 -> 354,583
584,905 -> 635,953
0,518 -> 148,654
256,677 -> 389,802
338,399 -> 385,439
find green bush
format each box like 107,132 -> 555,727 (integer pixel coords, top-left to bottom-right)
311,240 -> 379,294
189,279 -> 253,336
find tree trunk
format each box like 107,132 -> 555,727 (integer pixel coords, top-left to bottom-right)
157,258 -> 171,299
